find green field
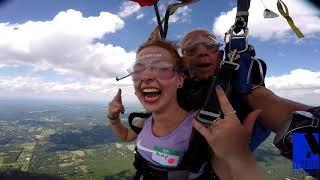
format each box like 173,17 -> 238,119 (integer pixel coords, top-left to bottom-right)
1,130 -> 317,180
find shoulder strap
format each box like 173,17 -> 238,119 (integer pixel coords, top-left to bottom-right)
179,130 -> 219,180
234,0 -> 251,33
251,58 -> 267,88
128,112 -> 151,134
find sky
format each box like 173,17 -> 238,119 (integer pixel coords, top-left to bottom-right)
0,0 -> 319,106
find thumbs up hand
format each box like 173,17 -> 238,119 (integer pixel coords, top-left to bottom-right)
108,89 -> 125,119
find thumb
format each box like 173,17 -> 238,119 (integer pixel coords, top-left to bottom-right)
243,109 -> 262,135
116,89 -> 122,103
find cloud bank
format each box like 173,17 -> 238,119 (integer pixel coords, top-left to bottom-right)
265,69 -> 320,105
0,9 -> 136,79
1,68 -> 319,105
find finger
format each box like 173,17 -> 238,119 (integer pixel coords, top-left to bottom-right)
120,105 -> 125,114
115,89 -> 122,103
192,119 -> 211,139
243,109 -> 262,135
113,88 -> 121,98
215,85 -> 235,118
211,118 -> 223,127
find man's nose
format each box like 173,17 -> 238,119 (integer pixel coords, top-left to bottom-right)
196,44 -> 209,56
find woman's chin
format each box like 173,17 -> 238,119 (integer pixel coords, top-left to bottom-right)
141,95 -> 161,111
143,102 -> 160,113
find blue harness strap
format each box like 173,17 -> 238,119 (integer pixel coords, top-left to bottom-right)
225,41 -> 266,95
250,121 -> 272,151
224,40 -> 271,151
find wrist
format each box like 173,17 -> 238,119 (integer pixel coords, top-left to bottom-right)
227,154 -> 265,180
228,156 -> 257,173
225,148 -> 254,167
107,115 -> 121,125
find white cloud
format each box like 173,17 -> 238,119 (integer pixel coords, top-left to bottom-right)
0,64 -> 19,68
212,0 -> 320,40
118,1 -> 141,18
0,9 -> 136,79
2,68 -> 319,105
169,6 -> 192,23
265,69 -> 320,105
136,14 -> 145,20
0,76 -> 138,102
152,5 -> 192,24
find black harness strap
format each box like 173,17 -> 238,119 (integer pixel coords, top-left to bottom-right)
128,112 -> 151,134
196,51 -> 240,125
162,0 -> 199,39
234,0 -> 251,33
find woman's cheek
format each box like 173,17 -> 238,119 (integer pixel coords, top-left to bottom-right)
133,83 -> 141,98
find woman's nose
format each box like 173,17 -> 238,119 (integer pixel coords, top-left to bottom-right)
140,67 -> 155,80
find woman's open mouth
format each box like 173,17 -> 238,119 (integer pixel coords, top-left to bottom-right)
142,87 -> 162,103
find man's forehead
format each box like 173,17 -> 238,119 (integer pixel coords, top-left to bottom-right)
183,32 -> 215,47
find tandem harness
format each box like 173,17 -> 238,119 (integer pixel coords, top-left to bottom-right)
195,0 -> 266,125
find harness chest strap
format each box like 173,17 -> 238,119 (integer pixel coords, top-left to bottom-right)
133,131 -> 219,180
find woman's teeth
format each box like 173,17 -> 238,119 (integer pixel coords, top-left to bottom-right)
143,88 -> 160,93
142,88 -> 161,102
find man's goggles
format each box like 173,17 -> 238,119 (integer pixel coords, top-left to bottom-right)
182,35 -> 222,57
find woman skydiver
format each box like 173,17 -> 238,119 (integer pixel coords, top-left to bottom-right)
107,39 -> 265,180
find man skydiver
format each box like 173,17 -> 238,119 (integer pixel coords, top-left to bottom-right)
179,29 -> 319,178
180,28 -> 309,139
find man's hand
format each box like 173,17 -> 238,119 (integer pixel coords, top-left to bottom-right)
108,89 -> 125,119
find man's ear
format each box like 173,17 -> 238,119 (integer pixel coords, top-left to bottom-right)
219,50 -> 224,60
177,73 -> 185,87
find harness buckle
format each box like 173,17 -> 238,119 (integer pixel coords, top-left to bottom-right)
228,27 -> 249,53
220,60 -> 240,71
196,110 -> 221,126
220,49 -> 240,71
225,21 -> 249,54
